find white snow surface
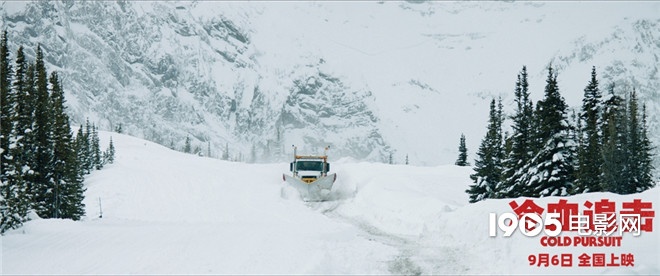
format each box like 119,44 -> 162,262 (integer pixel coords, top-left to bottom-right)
2,132 -> 659,274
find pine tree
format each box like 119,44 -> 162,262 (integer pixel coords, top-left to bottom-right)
626,90 -> 655,193
455,133 -> 469,166
75,125 -> 90,175
91,124 -> 102,170
20,62 -> 37,204
500,66 -> 535,196
184,136 -> 192,154
49,72 -> 67,218
467,98 -> 504,203
574,67 -> 603,194
0,30 -> 30,233
636,105 -> 655,192
31,45 -> 55,217
105,137 -> 115,164
48,71 -> 85,219
512,66 -> 575,198
12,48 -> 34,182
0,30 -> 13,179
600,84 -> 628,194
84,119 -> 93,172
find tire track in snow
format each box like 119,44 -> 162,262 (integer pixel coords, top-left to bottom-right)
309,200 -> 422,275
307,199 -> 468,275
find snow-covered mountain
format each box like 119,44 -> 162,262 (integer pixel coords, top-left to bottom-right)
1,1 -> 659,166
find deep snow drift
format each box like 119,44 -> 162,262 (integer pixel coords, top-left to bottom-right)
2,132 -> 658,274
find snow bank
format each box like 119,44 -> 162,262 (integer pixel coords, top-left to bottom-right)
2,132 -> 396,274
2,131 -> 658,274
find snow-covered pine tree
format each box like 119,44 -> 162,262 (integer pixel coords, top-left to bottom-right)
83,119 -> 93,172
0,30 -> 30,233
600,84 -> 629,194
30,45 -> 55,218
49,71 -> 85,219
499,66 -> 534,197
12,47 -> 35,201
105,137 -> 115,164
74,125 -> 90,175
626,90 -> 655,193
574,67 -> 603,194
455,133 -> 469,166
0,30 -> 13,184
467,98 -> 504,203
91,124 -> 102,170
625,88 -> 641,195
184,136 -> 192,153
517,66 -> 575,198
637,105 -> 655,192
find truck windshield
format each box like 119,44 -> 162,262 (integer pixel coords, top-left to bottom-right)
296,161 -> 324,171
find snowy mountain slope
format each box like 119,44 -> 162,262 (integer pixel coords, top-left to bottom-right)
3,131 -> 658,274
1,1 -> 660,166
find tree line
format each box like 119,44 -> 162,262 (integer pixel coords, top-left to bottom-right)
0,32 -> 115,233
466,65 -> 655,203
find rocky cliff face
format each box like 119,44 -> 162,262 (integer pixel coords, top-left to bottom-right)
2,1 -> 659,166
1,1 -> 387,161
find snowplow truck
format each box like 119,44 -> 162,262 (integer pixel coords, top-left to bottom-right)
283,146 -> 336,201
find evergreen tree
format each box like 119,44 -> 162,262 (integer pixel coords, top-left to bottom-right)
91,124 -> 102,170
84,119 -> 93,172
455,133 -> 469,166
0,30 -> 30,232
574,67 -> 603,194
48,71 -> 84,219
12,48 -> 34,181
466,98 -> 504,203
75,125 -> 90,175
31,45 -> 54,217
106,137 -> 115,164
184,136 -> 192,154
600,84 -> 629,194
626,90 -> 655,193
636,105 -> 655,192
510,66 -> 575,198
1,30 -> 13,180
20,62 -> 37,205
500,67 -> 535,196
